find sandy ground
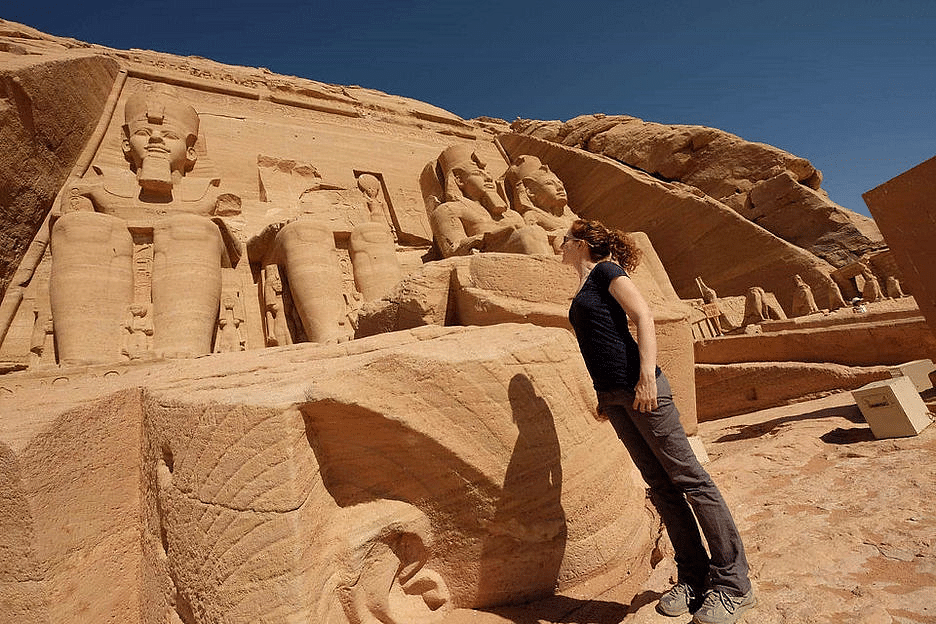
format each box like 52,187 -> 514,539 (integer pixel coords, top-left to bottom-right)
467,391 -> 936,624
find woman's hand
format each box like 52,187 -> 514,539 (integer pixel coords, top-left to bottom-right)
633,371 -> 658,413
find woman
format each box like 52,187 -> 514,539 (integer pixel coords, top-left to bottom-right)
561,219 -> 755,624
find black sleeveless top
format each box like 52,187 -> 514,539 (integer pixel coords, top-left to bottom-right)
568,261 -> 649,392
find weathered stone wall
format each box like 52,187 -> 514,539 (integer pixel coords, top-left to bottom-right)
863,155 -> 936,362
0,49 -> 119,297
0,325 -> 657,623
695,317 -> 936,367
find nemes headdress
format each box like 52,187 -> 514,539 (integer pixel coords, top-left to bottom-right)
504,154 -> 545,188
436,144 -> 487,201
123,87 -> 200,144
437,144 -> 482,179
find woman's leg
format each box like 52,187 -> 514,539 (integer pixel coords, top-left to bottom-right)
608,374 -> 751,596
600,388 -> 710,589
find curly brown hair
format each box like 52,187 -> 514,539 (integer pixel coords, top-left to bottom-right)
567,219 -> 641,272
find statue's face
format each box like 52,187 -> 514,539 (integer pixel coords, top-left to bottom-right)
455,164 -> 496,201
523,165 -> 567,211
125,117 -> 193,173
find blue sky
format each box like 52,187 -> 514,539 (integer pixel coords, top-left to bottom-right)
5,1 -> 935,218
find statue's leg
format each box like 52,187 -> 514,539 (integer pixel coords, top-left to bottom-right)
274,220 -> 343,343
506,225 -> 552,255
152,214 -> 223,358
349,221 -> 401,302
50,211 -> 133,365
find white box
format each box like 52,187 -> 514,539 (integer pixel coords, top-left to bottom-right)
853,377 -> 933,439
888,359 -> 935,392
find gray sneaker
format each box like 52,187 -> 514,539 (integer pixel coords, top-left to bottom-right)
692,588 -> 757,624
657,582 -> 702,616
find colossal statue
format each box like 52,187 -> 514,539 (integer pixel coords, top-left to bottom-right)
429,145 -> 551,257
250,183 -> 401,345
349,173 -> 404,302
503,154 -> 578,252
50,87 -> 239,364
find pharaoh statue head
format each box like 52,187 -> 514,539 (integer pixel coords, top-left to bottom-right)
505,154 -> 568,215
121,87 -> 200,192
437,144 -> 507,214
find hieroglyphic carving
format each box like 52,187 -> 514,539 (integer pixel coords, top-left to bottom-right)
131,239 -> 154,305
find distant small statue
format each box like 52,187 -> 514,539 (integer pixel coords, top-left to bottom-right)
121,303 -> 154,361
428,145 -> 551,257
825,279 -> 848,311
885,275 -> 906,299
742,286 -> 786,327
215,293 -> 245,353
695,276 -> 726,334
790,274 -> 820,317
262,265 -> 290,347
28,311 -> 55,368
860,264 -> 883,303
695,276 -> 718,304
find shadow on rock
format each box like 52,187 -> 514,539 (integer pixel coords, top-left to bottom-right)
480,592 -> 647,623
820,426 -> 876,444
715,403 -> 864,443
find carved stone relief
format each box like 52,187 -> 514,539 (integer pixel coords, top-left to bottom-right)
426,145 -> 552,257
49,86 -> 240,365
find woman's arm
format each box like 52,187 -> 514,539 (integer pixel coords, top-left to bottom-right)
608,274 -> 658,412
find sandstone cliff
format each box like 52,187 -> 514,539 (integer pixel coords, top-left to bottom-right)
511,115 -> 885,267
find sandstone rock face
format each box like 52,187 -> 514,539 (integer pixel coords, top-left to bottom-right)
0,324 -> 656,623
497,132 -> 838,309
0,44 -> 119,307
511,115 -> 885,268
864,155 -> 936,362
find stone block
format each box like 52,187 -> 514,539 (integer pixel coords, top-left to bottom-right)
863,155 -> 936,362
888,359 -> 936,392
852,377 -> 933,439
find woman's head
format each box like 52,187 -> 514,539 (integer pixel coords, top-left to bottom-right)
562,219 -> 641,272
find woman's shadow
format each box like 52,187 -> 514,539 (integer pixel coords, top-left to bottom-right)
476,374 -> 652,622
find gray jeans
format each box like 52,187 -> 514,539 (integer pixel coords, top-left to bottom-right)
597,373 -> 751,596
